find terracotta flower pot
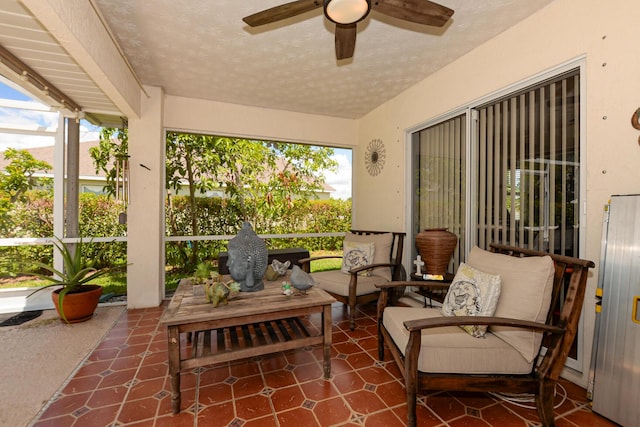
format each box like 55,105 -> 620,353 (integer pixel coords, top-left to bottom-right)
415,228 -> 458,275
51,284 -> 103,323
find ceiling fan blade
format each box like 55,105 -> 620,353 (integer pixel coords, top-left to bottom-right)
335,23 -> 357,60
243,0 -> 322,27
372,0 -> 454,27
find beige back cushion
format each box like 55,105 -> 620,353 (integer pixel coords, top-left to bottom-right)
467,246 -> 555,362
344,232 -> 393,281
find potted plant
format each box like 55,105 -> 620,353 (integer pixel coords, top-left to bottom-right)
28,237 -> 123,323
193,261 -> 214,285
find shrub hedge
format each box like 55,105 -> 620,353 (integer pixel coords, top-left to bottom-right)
3,192 -> 351,277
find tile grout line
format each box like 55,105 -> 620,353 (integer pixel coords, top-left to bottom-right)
113,309 -> 165,426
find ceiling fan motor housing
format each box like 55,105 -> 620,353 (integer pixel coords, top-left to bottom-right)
324,0 -> 371,25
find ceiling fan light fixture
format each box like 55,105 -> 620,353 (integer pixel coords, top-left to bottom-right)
324,0 -> 370,24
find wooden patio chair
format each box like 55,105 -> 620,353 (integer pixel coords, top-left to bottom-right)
376,243 -> 594,427
299,230 -> 405,330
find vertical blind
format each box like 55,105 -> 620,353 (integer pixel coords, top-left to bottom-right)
414,114 -> 466,271
474,70 -> 580,256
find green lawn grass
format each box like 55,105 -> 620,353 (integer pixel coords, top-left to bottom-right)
0,272 -> 128,296
306,252 -> 342,272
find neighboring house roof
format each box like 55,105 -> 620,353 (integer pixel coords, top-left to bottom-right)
0,141 -> 336,194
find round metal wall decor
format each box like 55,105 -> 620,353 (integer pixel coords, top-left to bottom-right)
365,138 -> 386,176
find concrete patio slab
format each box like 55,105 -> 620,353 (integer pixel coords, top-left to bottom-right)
0,305 -> 124,427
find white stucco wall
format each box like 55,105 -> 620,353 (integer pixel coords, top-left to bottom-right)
163,95 -> 358,147
354,0 -> 640,386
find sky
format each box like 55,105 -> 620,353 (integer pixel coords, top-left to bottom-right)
0,80 -> 352,199
325,148 -> 352,200
0,81 -> 101,151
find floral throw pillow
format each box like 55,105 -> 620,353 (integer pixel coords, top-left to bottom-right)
341,241 -> 375,276
441,263 -> 501,338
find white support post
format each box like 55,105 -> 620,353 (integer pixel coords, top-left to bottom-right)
126,85 -> 165,308
53,113 -> 65,274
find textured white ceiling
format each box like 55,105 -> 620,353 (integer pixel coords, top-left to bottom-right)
1,0 -> 556,120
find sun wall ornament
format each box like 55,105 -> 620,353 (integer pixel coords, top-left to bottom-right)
365,138 -> 386,176
631,107 -> 640,145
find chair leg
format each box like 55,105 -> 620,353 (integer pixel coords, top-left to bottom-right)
407,389 -> 417,427
405,331 -> 420,427
349,303 -> 356,331
536,380 -> 556,427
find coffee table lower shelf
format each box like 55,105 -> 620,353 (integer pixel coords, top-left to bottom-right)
184,317 -> 319,369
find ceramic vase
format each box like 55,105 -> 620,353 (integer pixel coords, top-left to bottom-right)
415,228 -> 457,275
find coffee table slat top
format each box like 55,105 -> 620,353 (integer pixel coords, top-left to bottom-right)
160,277 -> 336,327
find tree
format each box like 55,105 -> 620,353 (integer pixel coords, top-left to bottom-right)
89,126 -> 128,197
165,132 -> 338,266
223,140 -> 338,230
91,129 -> 338,268
0,148 -> 51,203
0,148 -> 52,236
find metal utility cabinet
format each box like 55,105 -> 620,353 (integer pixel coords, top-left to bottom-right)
590,194 -> 640,427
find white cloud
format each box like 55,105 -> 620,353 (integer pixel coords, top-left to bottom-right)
0,132 -> 54,152
80,122 -> 101,142
0,106 -> 101,151
0,105 -> 56,151
0,105 -> 57,128
325,150 -> 352,200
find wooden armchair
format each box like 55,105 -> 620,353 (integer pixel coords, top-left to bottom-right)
376,243 -> 594,427
299,230 -> 405,330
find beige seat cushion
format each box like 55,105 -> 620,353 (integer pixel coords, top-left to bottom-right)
383,307 -> 533,374
312,269 -> 388,297
467,246 -> 555,363
344,232 -> 393,281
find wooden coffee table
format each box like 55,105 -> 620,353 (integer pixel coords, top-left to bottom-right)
160,277 -> 336,413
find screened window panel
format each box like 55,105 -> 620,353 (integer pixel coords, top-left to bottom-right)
473,71 -> 580,257
413,114 -> 466,272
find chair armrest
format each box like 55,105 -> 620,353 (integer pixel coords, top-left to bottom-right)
377,281 -> 448,321
349,262 -> 395,275
404,316 -> 563,335
376,280 -> 451,290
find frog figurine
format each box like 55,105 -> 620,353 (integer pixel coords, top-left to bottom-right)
282,281 -> 293,296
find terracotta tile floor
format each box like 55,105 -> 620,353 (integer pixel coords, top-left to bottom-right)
31,302 -> 616,427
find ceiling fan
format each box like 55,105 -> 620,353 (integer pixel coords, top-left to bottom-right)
243,0 -> 454,60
